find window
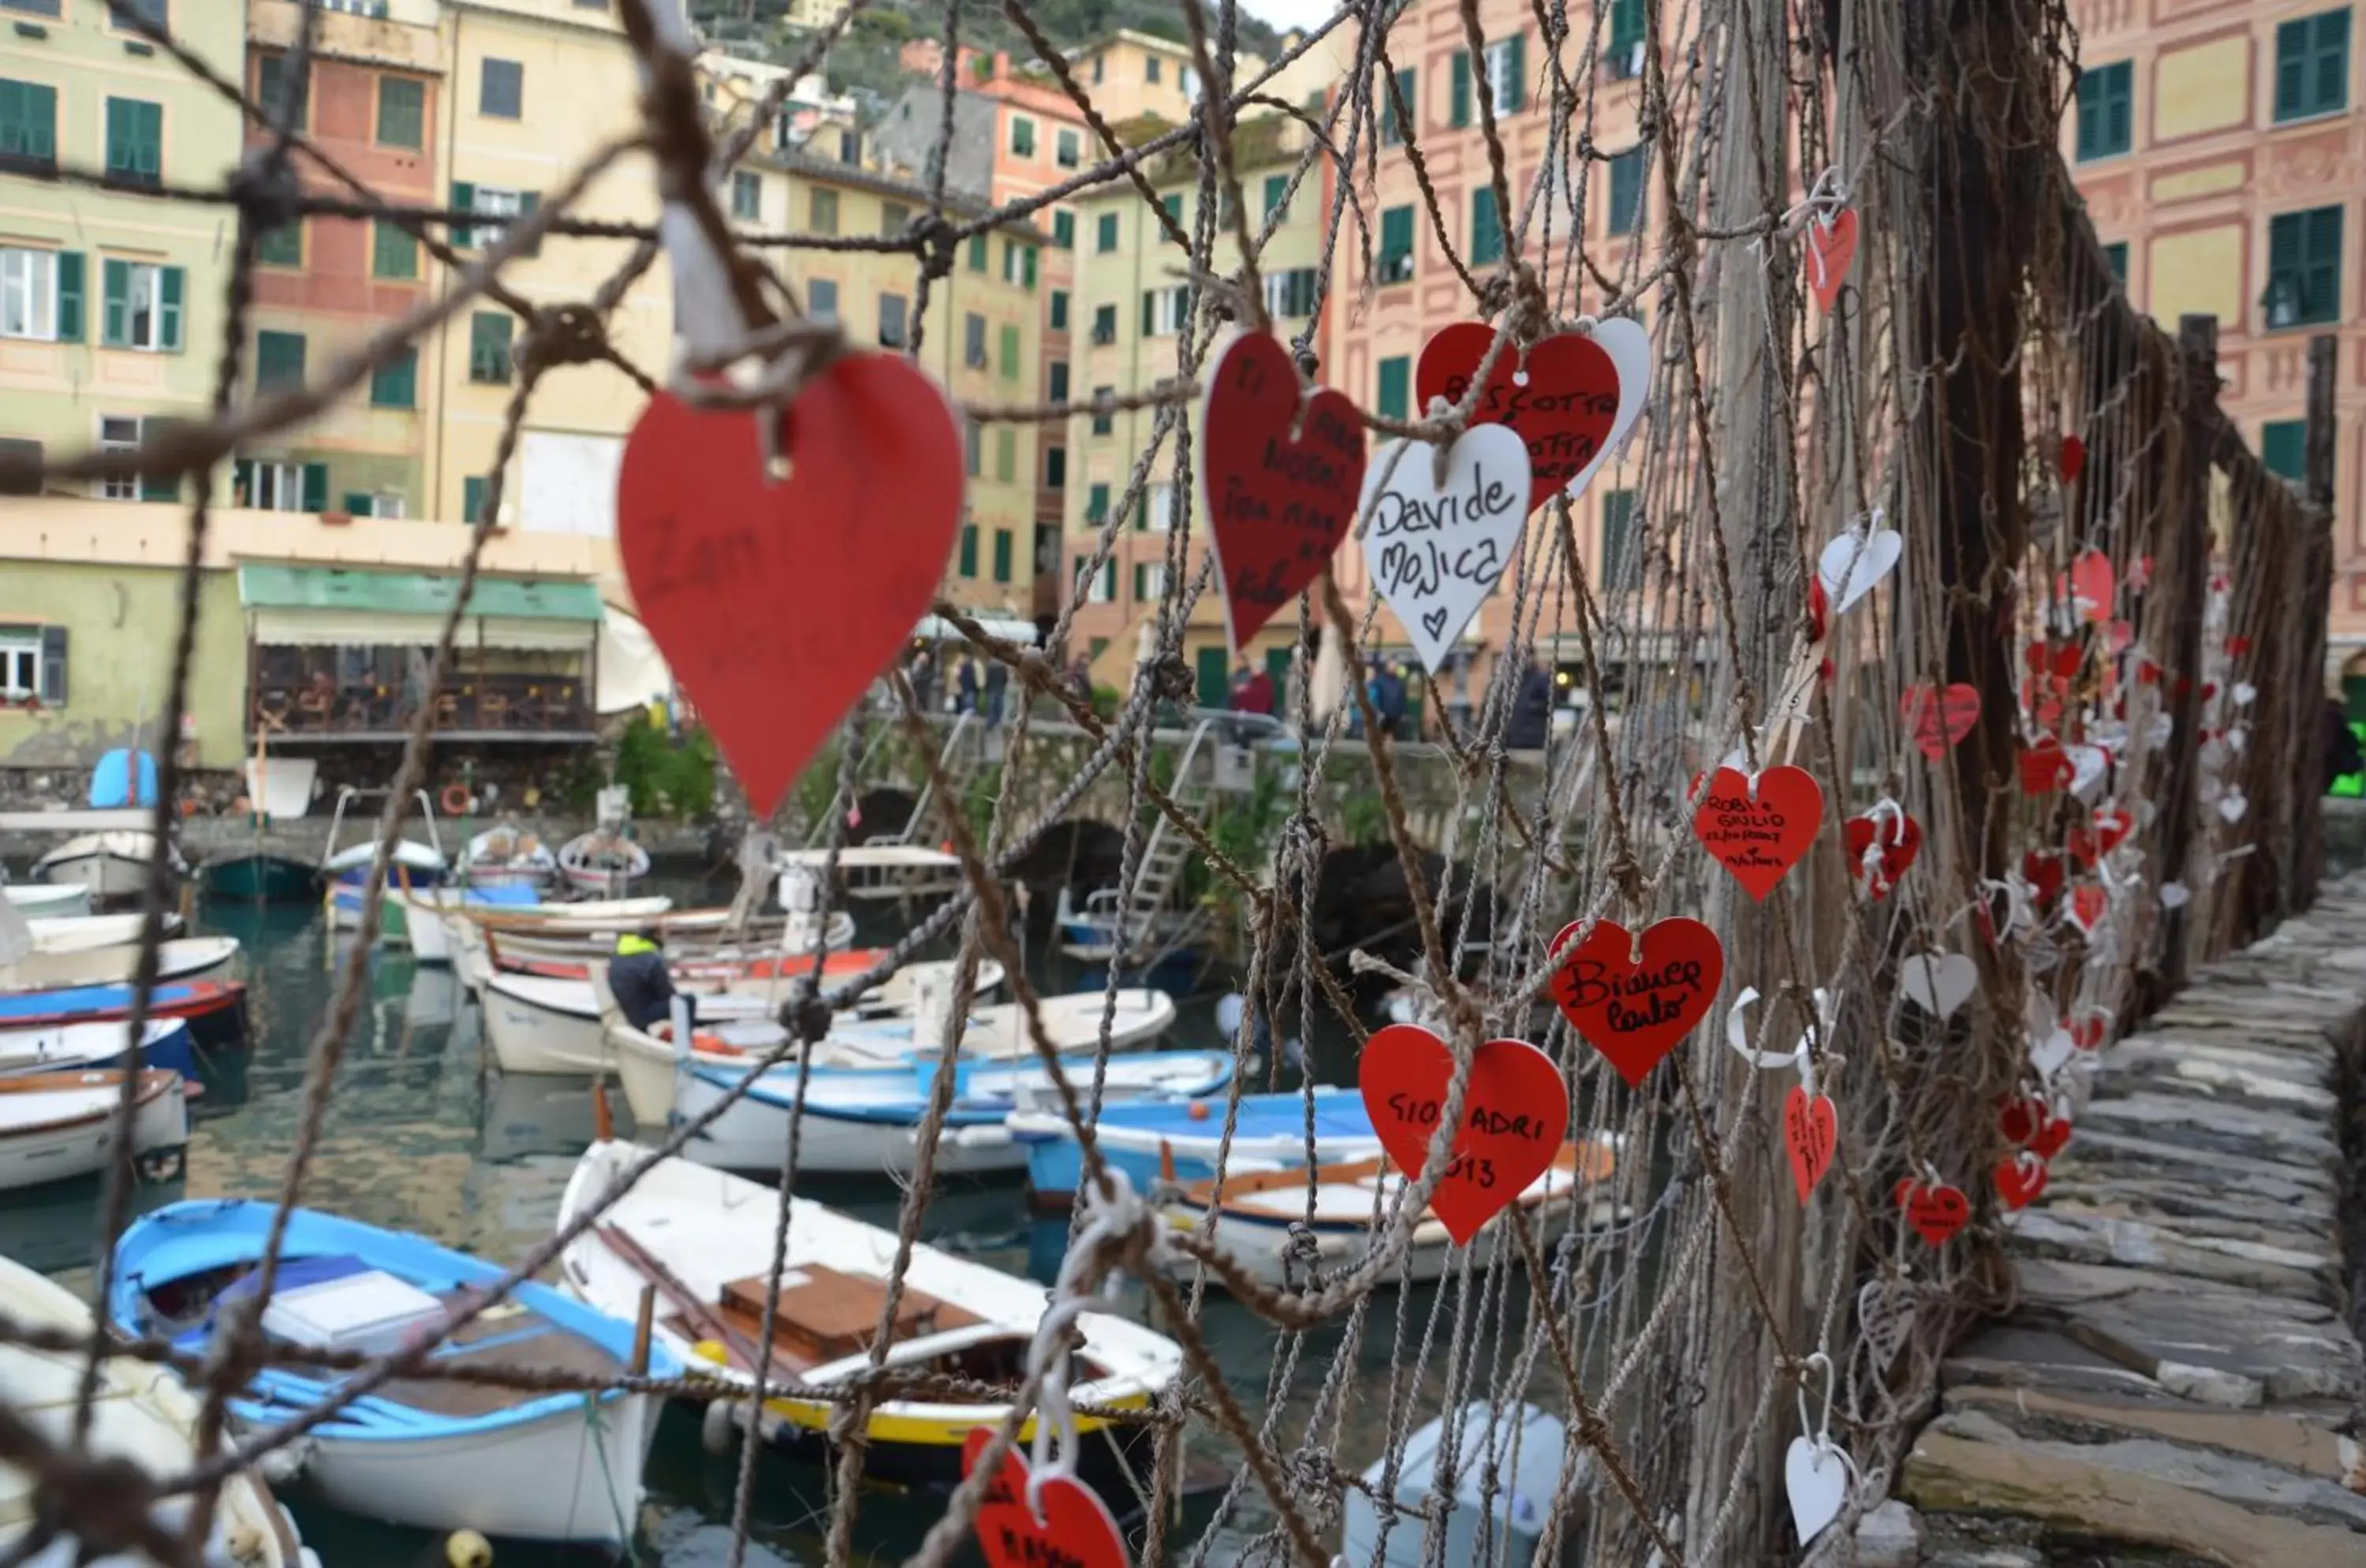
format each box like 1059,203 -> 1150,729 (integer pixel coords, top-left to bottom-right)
1077,556 -> 1115,603
1049,360 -> 1069,401
2102,241 -> 2128,284
233,458 -> 323,513
1012,243 -> 1037,289
1096,211 -> 1121,252
1263,173 -> 1289,222
468,311 -> 512,383
1000,322 -> 1021,380
1160,193 -> 1184,237
811,189 -> 839,233
730,170 -> 761,221
106,0 -> 166,27
1092,304 -> 1117,345
257,54 -> 308,129
1470,188 -> 1504,266
808,278 -> 838,318
1608,149 -> 1644,235
1133,561 -> 1167,601
345,492 -> 405,519
105,98 -> 163,189
2263,420 -> 2308,480
1145,55 -> 1162,84
370,345 -> 416,409
1379,206 -> 1415,284
965,312 -> 988,368
1053,210 -> 1075,248
0,80 -> 57,174
879,292 -> 908,347
1045,445 -> 1065,489
2266,206 -> 2343,327
1376,356 -> 1410,420
1085,482 -> 1110,521
372,219 -> 418,281
1181,64 -> 1199,99
1607,0 -> 1645,78
0,438 -> 39,498
1142,285 -> 1188,337
1450,53 -> 1472,127
1010,115 -> 1036,157
968,233 -> 988,272
838,128 -> 859,162
1383,66 -> 1415,146
1056,127 -> 1080,168
256,330 -> 305,392
378,77 -> 425,148
995,427 -> 1015,482
1484,35 -> 1525,114
1602,489 -> 1638,586
1051,289 -> 1070,331
451,184 -> 536,249
2075,61 -> 2132,161
0,629 -> 39,704
882,201 -> 910,237
1091,386 -> 1114,435
958,523 -> 979,577
463,475 -> 488,524
256,220 -> 302,268
480,58 -> 523,118
965,423 -> 982,478
1263,267 -> 1318,319
1142,482 -> 1174,532
0,248 -> 58,340
992,528 -> 1014,582
2276,9 -> 2351,121
100,261 -> 181,352
0,0 -> 59,15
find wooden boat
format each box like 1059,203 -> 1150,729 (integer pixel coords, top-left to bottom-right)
111,1200 -> 678,1544
22,913 -> 183,955
1161,1141 -> 1621,1290
3,883 -> 92,920
1009,1088 -> 1383,1210
829,987 -> 1178,1060
674,1048 -> 1237,1177
0,1018 -> 196,1081
0,979 -> 248,1051
558,828 -> 650,896
197,850 -> 320,902
494,940 -> 919,991
472,907 -> 855,964
383,882 -> 547,960
0,936 -> 240,993
322,841 -> 450,932
774,845 -> 964,902
0,1251 -> 312,1568
34,832 -> 182,902
557,1141 -> 1181,1491
462,824 -> 557,892
0,1068 -> 188,1192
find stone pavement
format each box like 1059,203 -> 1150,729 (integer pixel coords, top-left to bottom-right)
1888,873 -> 2366,1566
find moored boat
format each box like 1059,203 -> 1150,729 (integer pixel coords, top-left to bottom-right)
557,828 -> 650,897
198,850 -> 321,902
21,913 -> 182,956
0,979 -> 248,1052
0,936 -> 240,993
2,883 -> 92,920
0,1018 -> 196,1081
1009,1087 -> 1381,1211
462,824 -> 557,893
34,832 -> 183,902
385,883 -> 547,961
0,1067 -> 188,1193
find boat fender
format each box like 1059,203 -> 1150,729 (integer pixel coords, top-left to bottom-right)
701,1397 -> 745,1456
440,783 -> 472,816
252,1437 -> 312,1485
444,1530 -> 494,1568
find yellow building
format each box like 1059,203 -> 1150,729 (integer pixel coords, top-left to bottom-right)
1069,31 -> 1260,125
1062,114 -> 1324,697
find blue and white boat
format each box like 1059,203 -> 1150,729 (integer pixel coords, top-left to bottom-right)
673,1049 -> 1237,1178
110,1200 -> 677,1544
0,1017 -> 196,1081
323,839 -> 449,932
1008,1087 -> 1382,1209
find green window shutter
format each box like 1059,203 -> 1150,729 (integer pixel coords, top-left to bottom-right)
1022,246 -> 1037,289
463,476 -> 487,525
1450,52 -> 1472,128
992,529 -> 1013,583
968,233 -> 987,271
1133,562 -> 1147,600
300,462 -> 328,513
1097,211 -> 1118,252
101,259 -> 129,346
370,346 -> 417,409
2102,241 -> 2128,284
1506,34 -> 1526,110
1610,0 -> 1644,52
2075,62 -> 2132,159
999,323 -> 1020,379
469,311 -> 513,382
1376,357 -> 1409,420
1087,483 -> 1108,521
1050,290 -> 1069,330
1103,559 -> 1116,599
1385,67 -> 1414,145
2263,420 -> 2308,480
372,219 -> 418,280
1053,210 -> 1074,248
54,251 -> 82,341
1263,173 -> 1288,219
256,330 -> 305,390
1141,289 -> 1155,335
342,491 -> 372,516
450,181 -> 475,248
995,427 -> 1014,481
958,524 -> 979,577
1160,192 -> 1183,234
138,420 -> 178,502
1380,205 -> 1414,282
1471,188 -> 1503,265
1609,150 -> 1644,233
257,220 -> 302,267
378,77 -> 424,148
2277,11 -> 2353,120
0,80 -> 58,166
159,266 -> 183,349
1602,489 -> 1637,584
516,191 -> 541,257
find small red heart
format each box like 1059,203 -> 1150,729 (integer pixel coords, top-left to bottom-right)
964,1431 -> 1130,1568
1805,577 -> 1830,644
1203,333 -> 1366,648
2018,737 -> 2074,795
2025,640 -> 2083,681
2058,435 -> 2085,485
1415,326 -> 1621,515
2063,548 -> 2115,623
1549,917 -> 1725,1088
1357,1025 -> 1569,1245
1805,208 -> 1860,311
1689,766 -> 1823,900
1996,1096 -> 2043,1146
2136,659 -> 2163,687
1784,1086 -> 1838,1204
1994,1155 -> 2049,1211
1901,681 -> 1981,761
2067,808 -> 2132,867
2227,635 -> 2252,658
2067,883 -> 2108,933
2069,1013 -> 2106,1051
1894,1178 -> 1970,1245
2029,1108 -> 2073,1160
1843,812 -> 1922,899
618,355 -> 964,818
2022,849 -> 2066,908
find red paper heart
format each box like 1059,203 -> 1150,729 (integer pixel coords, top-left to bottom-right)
1901,681 -> 1980,761
1202,333 -> 1364,648
2136,659 -> 2163,687
1994,1154 -> 2049,1211
1548,918 -> 1725,1088
1842,812 -> 1922,899
1357,1025 -> 1569,1244
2064,548 -> 2114,623
2068,808 -> 2132,867
2018,737 -> 2074,795
1805,577 -> 1830,643
2129,555 -> 2155,592
2058,435 -> 2085,485
1784,1086 -> 1837,1204
963,1431 -> 1130,1568
1689,766 -> 1823,900
2069,1013 -> 2106,1051
2227,635 -> 2252,658
1894,1178 -> 1970,1245
1415,325 -> 1620,514
2025,640 -> 2083,681
2067,883 -> 2107,933
1999,1098 -> 2073,1160
1804,208 -> 1859,311
2022,850 -> 2065,908
617,357 -> 963,818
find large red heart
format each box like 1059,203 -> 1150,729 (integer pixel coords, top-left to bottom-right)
2062,548 -> 2114,624
1894,1178 -> 1969,1245
2018,737 -> 2073,795
1805,208 -> 1859,312
1415,325 -> 1619,515
617,357 -> 962,818
1994,1154 -> 2049,1211
2066,883 -> 2108,933
1357,1025 -> 1569,1244
2067,808 -> 2132,867
1901,682 -> 1980,761
1689,766 -> 1823,900
2069,1013 -> 2107,1051
1784,1086 -> 1837,1204
1548,918 -> 1725,1088
963,1431 -> 1129,1568
1200,332 -> 1364,648
1842,812 -> 1922,899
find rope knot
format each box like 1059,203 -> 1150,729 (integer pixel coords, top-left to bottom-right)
781,989 -> 835,1046
229,151 -> 304,241
516,304 -> 610,378
912,214 -> 961,280
1150,651 -> 1196,706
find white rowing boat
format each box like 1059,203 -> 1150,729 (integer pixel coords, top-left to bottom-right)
0,936 -> 240,993
0,1068 -> 188,1193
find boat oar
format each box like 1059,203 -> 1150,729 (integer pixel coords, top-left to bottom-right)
590,1225 -> 764,1374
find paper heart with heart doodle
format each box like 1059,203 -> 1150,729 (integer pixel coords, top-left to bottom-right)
1360,426 -> 1531,675
1994,1153 -> 2050,1211
1549,917 -> 1725,1088
1357,1024 -> 1569,1244
1901,681 -> 1980,761
1689,766 -> 1823,900
963,1432 -> 1131,1568
1413,319 -> 1648,514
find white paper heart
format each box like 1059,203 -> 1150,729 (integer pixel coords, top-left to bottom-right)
2226,725 -> 2248,754
1563,316 -> 1651,505
1899,952 -> 1976,1020
1816,523 -> 1903,614
1785,1435 -> 1850,1545
2217,789 -> 2248,824
2067,744 -> 2107,799
2231,681 -> 2256,707
2030,1025 -> 2075,1081
1858,1276 -> 1916,1368
1361,425 -> 1530,674
2145,714 -> 2174,752
2159,879 -> 2190,909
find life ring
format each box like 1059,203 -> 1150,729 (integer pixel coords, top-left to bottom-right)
440,782 -> 472,816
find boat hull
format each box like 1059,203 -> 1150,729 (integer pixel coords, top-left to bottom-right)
0,1070 -> 188,1194
199,853 -> 319,902
3,883 -> 92,919
0,1019 -> 196,1081
36,848 -> 154,901
672,1074 -> 1028,1177
483,981 -> 609,1076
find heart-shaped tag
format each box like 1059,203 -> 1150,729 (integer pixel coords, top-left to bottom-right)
1360,427 -> 1530,675
964,1431 -> 1130,1568
1549,917 -> 1725,1088
1995,1154 -> 2049,1211
1816,524 -> 1902,614
1842,812 -> 1922,899
617,357 -> 964,817
1200,331 -> 1365,648
1859,1275 -> 1918,1367
2066,883 -> 2108,934
2159,879 -> 2191,909
2067,808 -> 2132,867
2029,1023 -> 2075,1080
1898,952 -> 1976,1020
1894,1178 -> 1969,1245
2025,640 -> 2083,681
2058,434 -> 2086,486
1804,208 -> 1859,312
2018,737 -> 2073,794
1413,319 -> 1648,513
1996,1097 -> 2073,1159
2066,744 -> 2109,799
1357,1024 -> 1569,1244
2022,849 -> 2066,909
1901,681 -> 1980,761
2063,547 -> 2114,623
1783,1086 -> 1837,1204
2218,789 -> 2248,824
1689,766 -> 1823,899
1785,1435 -> 1851,1545
2069,1012 -> 2106,1051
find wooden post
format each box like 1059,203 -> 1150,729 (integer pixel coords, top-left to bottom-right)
629,1282 -> 656,1377
2151,316 -> 2219,995
2293,334 -> 2340,909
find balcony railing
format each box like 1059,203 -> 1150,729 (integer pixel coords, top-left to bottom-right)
252,673 -> 592,739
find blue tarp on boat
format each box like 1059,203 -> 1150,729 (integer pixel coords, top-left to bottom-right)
87,749 -> 159,808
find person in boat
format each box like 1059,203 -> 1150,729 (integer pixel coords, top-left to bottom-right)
609,930 -> 692,1032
